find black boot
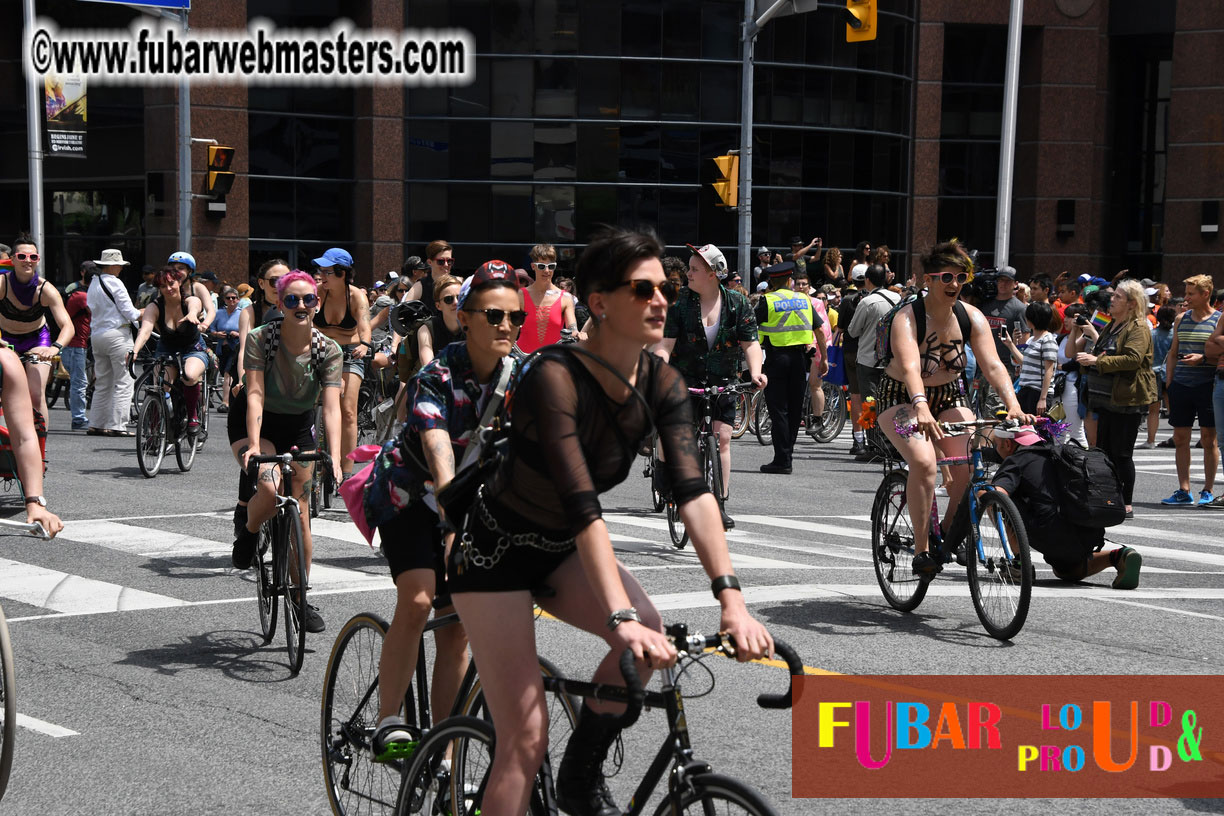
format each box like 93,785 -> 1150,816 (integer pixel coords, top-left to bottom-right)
555,704 -> 621,816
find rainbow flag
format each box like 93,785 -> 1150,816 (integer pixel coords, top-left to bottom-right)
1090,310 -> 1112,330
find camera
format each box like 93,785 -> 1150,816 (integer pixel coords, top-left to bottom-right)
1075,314 -> 1088,326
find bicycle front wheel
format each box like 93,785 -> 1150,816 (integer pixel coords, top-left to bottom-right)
395,716 -> 547,816
0,605 -> 16,803
255,521 -> 277,642
174,402 -> 200,472
705,434 -> 725,508
651,772 -> 778,816
870,468 -> 929,612
456,655 -> 579,766
322,612 -> 399,816
666,499 -> 688,550
968,491 -> 1033,640
812,383 -> 847,443
135,395 -> 166,478
283,502 -> 309,674
753,393 -> 772,446
731,391 -> 751,439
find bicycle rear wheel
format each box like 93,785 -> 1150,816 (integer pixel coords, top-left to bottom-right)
322,612 -> 399,816
647,448 -> 665,513
666,499 -> 688,549
812,383 -> 847,443
705,434 -> 725,511
317,406 -> 334,509
395,716 -> 547,816
968,491 -> 1033,640
457,655 -> 579,766
651,772 -> 778,816
283,502 -> 309,674
0,605 -> 16,803
753,393 -> 772,447
255,521 -> 277,643
174,402 -> 200,472
135,395 -> 166,478
871,468 -> 929,612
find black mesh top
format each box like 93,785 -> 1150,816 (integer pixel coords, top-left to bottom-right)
485,348 -> 709,538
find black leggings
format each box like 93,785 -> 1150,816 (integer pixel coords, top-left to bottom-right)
1096,408 -> 1142,505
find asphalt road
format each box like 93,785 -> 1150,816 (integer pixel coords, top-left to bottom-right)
1,403 -> 1222,814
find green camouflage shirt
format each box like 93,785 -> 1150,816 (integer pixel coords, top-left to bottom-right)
663,284 -> 758,384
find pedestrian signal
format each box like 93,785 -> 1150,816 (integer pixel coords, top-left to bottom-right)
207,145 -> 236,199
846,0 -> 877,42
712,153 -> 739,209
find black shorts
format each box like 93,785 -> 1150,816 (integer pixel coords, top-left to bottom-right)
379,499 -> 451,609
226,388 -> 316,451
447,490 -> 571,595
1167,380 -> 1215,429
688,391 -> 737,427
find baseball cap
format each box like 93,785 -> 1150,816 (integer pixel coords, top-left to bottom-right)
1144,287 -> 1158,297
686,243 -> 729,279
312,247 -> 353,268
996,265 -> 1017,280
405,255 -> 428,272
1078,273 -> 1093,283
1140,277 -> 1156,287
788,236 -> 803,246
457,260 -> 517,309
994,424 -> 1043,446
755,281 -> 769,293
850,263 -> 867,282
764,261 -> 796,278
194,269 -> 219,283
373,281 -> 387,290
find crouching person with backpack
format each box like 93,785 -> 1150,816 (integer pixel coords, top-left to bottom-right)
991,424 -> 1142,589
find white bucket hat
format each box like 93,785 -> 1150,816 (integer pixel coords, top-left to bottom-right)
94,248 -> 130,267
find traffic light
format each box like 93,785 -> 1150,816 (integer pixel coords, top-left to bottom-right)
846,0 -> 877,42
207,145 -> 235,199
712,153 -> 739,208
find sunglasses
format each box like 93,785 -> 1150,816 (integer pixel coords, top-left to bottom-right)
282,293 -> 319,308
441,294 -> 458,305
463,307 -> 527,327
264,276 -> 285,287
15,253 -> 40,262
433,257 -> 454,266
933,271 -> 972,285
225,295 -> 239,300
533,262 -> 557,271
605,279 -> 680,304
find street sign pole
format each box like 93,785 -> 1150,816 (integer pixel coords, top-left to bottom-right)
23,0 -> 44,249
737,0 -> 756,278
994,0 -> 1023,266
177,8 -> 191,253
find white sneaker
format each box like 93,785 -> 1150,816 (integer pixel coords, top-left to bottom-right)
1137,441 -> 1156,449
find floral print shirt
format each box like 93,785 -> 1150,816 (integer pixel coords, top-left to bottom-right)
663,284 -> 759,384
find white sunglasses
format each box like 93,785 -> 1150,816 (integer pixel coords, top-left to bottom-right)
533,262 -> 557,271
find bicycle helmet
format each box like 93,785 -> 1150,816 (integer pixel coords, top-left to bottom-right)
167,251 -> 196,271
388,300 -> 432,337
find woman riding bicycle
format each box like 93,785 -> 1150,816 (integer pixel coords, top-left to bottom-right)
231,271 -> 343,634
0,234 -> 74,427
368,262 -> 518,762
414,274 -> 463,369
311,248 -> 372,485
129,266 -> 210,433
0,346 -> 63,537
448,227 -> 773,816
877,241 -> 1029,576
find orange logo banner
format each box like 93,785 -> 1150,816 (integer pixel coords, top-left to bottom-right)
792,675 -> 1224,798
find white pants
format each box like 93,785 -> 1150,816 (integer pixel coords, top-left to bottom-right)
1061,376 -> 1088,447
89,328 -> 134,431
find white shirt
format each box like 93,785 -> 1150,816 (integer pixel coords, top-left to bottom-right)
86,273 -> 142,335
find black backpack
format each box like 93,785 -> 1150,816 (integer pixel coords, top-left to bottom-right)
1049,439 -> 1126,528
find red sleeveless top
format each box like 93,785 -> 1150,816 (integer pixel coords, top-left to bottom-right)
519,288 -> 567,353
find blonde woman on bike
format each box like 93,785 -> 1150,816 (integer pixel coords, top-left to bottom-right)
876,242 -> 1030,576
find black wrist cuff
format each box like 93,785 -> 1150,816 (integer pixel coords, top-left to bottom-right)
711,574 -> 741,599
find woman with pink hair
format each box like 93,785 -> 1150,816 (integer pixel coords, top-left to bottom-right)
229,270 -> 344,634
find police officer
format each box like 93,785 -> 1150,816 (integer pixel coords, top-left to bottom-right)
756,261 -> 819,474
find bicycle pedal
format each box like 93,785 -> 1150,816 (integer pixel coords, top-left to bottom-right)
373,740 -> 418,764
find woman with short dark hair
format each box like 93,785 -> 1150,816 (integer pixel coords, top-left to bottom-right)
1003,300 -> 1058,414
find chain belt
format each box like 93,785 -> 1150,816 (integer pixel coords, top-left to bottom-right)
459,488 -> 575,571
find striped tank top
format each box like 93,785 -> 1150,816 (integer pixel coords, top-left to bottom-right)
1173,309 -> 1220,386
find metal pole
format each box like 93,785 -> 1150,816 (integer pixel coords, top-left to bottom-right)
994,0 -> 1024,267
177,9 -> 191,253
737,0 -> 756,278
23,0 -> 44,249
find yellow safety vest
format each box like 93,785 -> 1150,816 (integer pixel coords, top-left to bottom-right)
761,288 -> 814,347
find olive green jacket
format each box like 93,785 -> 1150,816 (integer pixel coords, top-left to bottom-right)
1093,317 -> 1158,408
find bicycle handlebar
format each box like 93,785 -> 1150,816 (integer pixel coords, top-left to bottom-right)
244,448 -> 332,477
687,382 -> 755,396
0,518 -> 51,540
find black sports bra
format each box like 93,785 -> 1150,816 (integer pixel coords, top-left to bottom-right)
313,288 -> 357,330
0,279 -> 47,323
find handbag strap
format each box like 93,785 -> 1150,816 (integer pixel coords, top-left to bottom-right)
458,358 -> 514,471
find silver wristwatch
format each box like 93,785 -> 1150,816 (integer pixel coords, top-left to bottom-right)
606,607 -> 641,632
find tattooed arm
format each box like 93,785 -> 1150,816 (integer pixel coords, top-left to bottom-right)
421,428 -> 456,491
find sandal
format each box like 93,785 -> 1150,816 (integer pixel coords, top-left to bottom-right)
107,429 -> 136,437
86,428 -> 106,436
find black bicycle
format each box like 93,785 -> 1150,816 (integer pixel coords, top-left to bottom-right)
247,449 -> 331,674
666,382 -> 754,549
394,625 -> 802,815
131,353 -> 211,477
311,402 -> 336,518
322,609 -> 579,816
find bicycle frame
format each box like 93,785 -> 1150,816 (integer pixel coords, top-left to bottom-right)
929,427 -> 1014,565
